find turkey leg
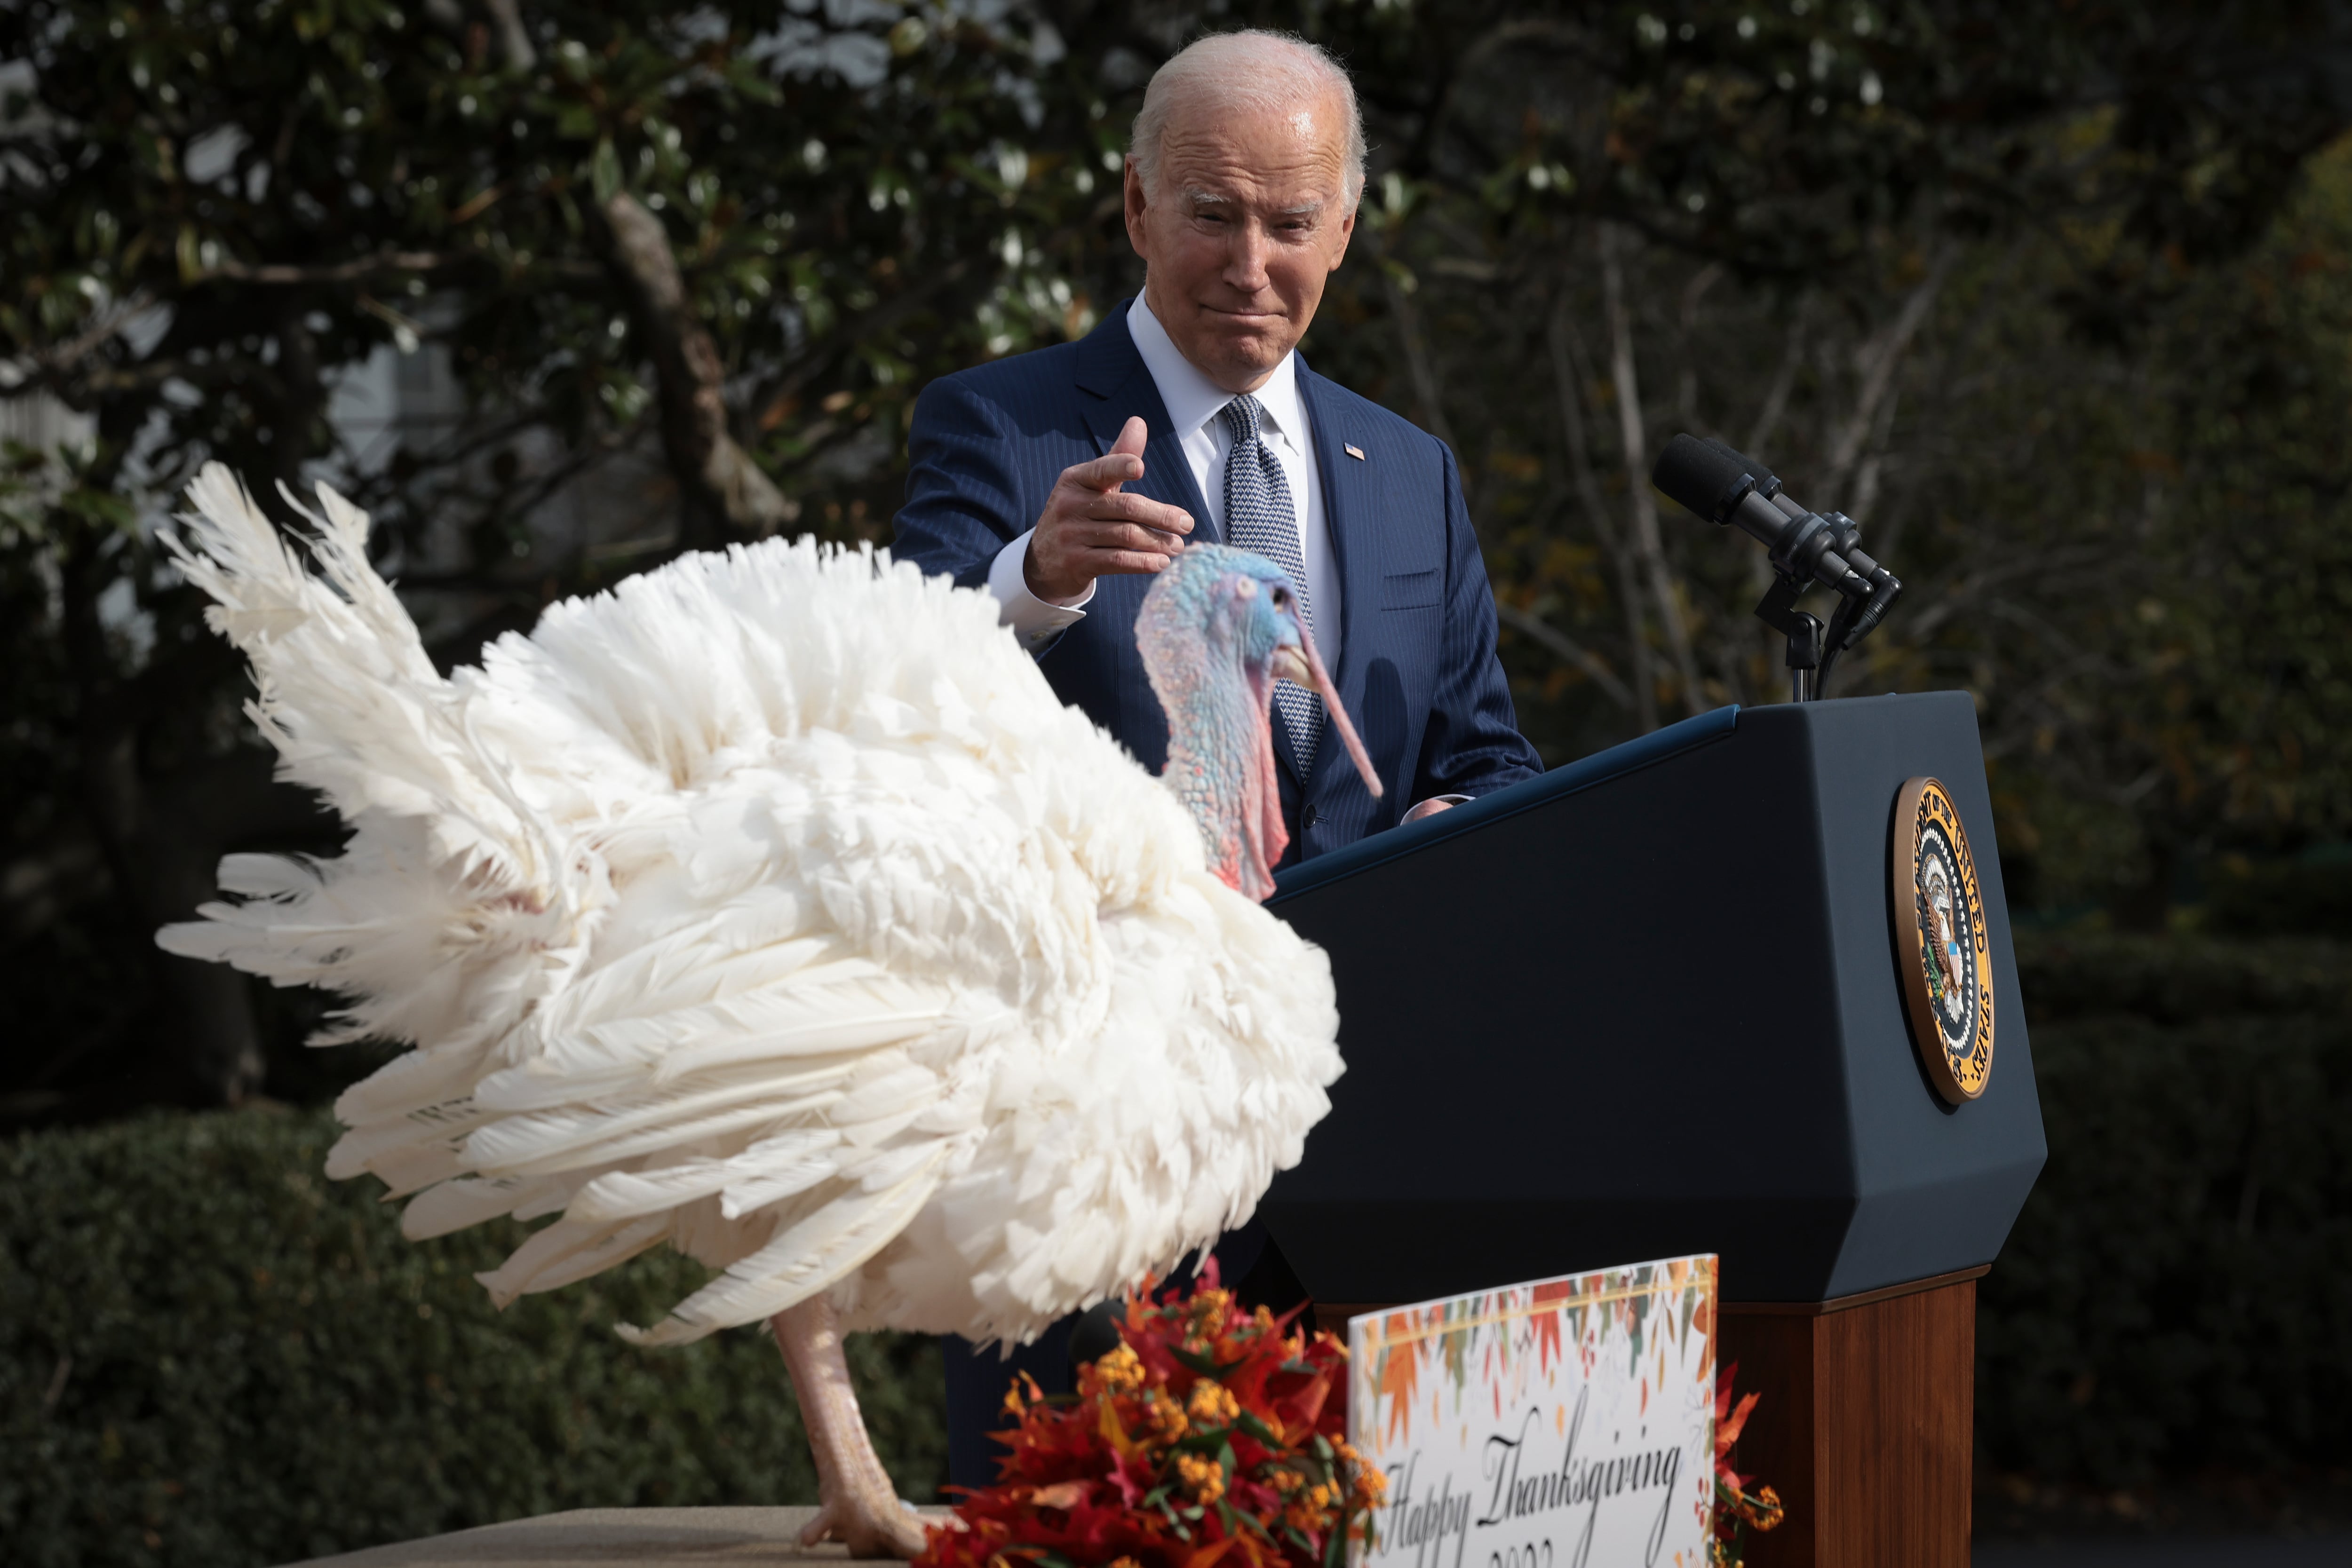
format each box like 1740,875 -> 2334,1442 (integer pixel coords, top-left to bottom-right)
770,1297 -> 930,1559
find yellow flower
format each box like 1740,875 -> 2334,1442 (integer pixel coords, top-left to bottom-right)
1147,1390 -> 1189,1441
1738,1484 -> 1786,1531
1089,1343 -> 1145,1394
1186,1379 -> 1240,1426
1176,1453 -> 1226,1505
1270,1469 -> 1305,1495
1283,1494 -> 1334,1533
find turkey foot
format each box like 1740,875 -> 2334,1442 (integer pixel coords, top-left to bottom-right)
770,1297 -> 930,1559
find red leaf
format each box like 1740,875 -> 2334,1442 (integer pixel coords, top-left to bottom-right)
1716,1391 -> 1761,1454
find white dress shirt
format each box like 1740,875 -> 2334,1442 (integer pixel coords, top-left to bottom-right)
986,295 -> 1343,666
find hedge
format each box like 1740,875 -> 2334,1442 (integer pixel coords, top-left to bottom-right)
0,1108 -> 947,1568
8,932 -> 2349,1564
1975,931 -> 2352,1484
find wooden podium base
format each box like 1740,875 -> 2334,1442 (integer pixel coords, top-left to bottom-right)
1317,1266 -> 1983,1567
1719,1267 -> 1984,1568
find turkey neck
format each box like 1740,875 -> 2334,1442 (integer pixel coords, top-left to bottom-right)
1150,624 -> 1289,903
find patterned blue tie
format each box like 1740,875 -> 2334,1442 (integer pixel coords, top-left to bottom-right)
1219,394 -> 1323,779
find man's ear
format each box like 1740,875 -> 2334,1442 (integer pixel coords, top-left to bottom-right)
1124,157 -> 1152,260
1326,198 -> 1358,272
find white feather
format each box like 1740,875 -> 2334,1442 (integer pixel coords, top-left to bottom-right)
159,464 -> 1343,1348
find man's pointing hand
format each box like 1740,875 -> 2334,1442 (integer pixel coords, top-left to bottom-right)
1024,415 -> 1195,603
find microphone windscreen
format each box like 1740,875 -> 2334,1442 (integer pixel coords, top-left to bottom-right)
1651,434 -> 1757,523
1704,436 -> 1776,487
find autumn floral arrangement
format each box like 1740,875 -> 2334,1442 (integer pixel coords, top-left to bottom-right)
918,1272 -> 1781,1568
914,1270 -> 1386,1568
1709,1363 -> 1786,1568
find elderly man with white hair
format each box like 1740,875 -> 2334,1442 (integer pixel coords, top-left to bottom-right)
892,29 -> 1542,1488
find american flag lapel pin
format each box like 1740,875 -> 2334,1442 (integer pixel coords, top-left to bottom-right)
1344,443 -> 1367,461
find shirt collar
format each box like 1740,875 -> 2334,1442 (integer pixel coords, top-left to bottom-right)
1128,294 -> 1306,452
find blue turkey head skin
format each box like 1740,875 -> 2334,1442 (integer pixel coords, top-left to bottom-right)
1135,545 -> 1377,902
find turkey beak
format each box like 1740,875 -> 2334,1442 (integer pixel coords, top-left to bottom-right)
1273,623 -> 1383,801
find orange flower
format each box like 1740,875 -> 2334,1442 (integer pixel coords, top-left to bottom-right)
1187,1379 -> 1241,1426
913,1266 -> 1370,1568
1147,1390 -> 1190,1443
1176,1453 -> 1226,1505
1709,1364 -> 1783,1564
1087,1342 -> 1147,1395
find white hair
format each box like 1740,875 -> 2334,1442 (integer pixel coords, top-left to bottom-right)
1128,30 -> 1367,206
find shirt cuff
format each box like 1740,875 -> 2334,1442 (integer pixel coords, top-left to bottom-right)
987,529 -> 1095,653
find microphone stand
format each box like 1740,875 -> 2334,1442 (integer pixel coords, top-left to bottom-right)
1649,434 -> 1904,705
1754,572 -> 1825,704
1745,506 -> 1900,703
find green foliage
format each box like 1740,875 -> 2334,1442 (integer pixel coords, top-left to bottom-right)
1297,14 -> 2352,913
0,1107 -> 948,1568
3,0 -> 1103,507
2207,850 -> 2352,938
1975,930 -> 2352,1485
1975,141 -> 2352,912
0,0 -> 1127,1112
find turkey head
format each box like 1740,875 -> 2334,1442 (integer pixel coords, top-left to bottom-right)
1137,545 -> 1380,902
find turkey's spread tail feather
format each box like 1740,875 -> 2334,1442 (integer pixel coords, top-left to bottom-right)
158,467 -> 1343,1349
157,466 -> 600,1061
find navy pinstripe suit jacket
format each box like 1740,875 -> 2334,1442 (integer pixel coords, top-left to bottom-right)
891,302 -> 1542,866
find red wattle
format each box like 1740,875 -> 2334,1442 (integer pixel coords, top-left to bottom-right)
1232,697 -> 1287,901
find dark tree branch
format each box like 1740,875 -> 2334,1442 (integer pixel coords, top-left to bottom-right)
1549,277 -> 1658,733
483,0 -> 536,71
747,256 -> 974,432
595,191 -> 795,547
1599,220 -> 1705,718
199,250 -> 464,285
24,290 -> 157,374
1379,259 -> 1461,456
1494,602 -> 1637,712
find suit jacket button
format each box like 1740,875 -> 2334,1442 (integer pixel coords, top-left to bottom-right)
1303,804 -> 1320,828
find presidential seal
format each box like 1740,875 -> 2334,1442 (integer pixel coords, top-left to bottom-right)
1892,776 -> 1994,1103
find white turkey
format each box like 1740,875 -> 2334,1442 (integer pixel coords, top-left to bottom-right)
156,463 -> 1379,1556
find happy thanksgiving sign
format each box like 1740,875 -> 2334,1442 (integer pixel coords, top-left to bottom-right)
1348,1256 -> 1718,1568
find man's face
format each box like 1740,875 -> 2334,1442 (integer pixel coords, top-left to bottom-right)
1125,91 -> 1357,393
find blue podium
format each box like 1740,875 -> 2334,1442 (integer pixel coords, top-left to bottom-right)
1260,691 -> 2045,1567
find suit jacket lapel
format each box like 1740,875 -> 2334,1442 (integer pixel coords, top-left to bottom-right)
1296,360 -> 1379,791
1075,306 -> 1216,540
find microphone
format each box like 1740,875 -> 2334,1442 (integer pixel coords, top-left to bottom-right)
1649,434 -> 1902,651
1652,435 -> 1862,597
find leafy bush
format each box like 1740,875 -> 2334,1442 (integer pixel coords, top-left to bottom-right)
1975,932 -> 2352,1484
0,1108 -> 947,1568
2206,851 -> 2352,939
